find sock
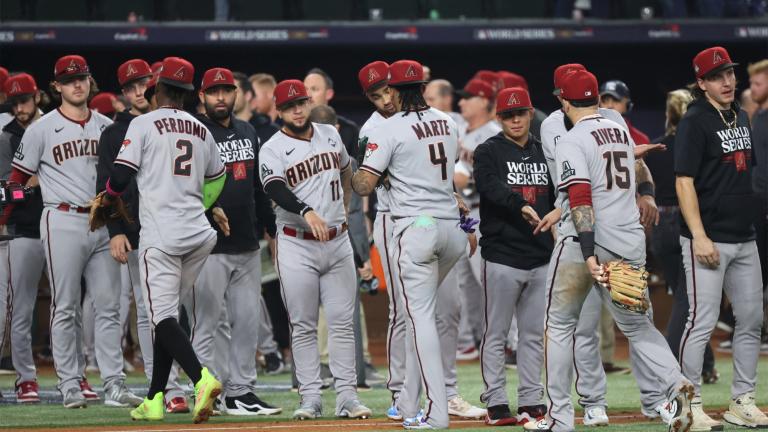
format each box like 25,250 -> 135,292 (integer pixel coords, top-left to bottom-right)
147,333 -> 172,398
155,317 -> 203,384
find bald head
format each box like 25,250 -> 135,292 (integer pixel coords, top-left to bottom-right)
424,79 -> 454,112
308,104 -> 338,126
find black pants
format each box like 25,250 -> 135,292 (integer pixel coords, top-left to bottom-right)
652,206 -> 715,371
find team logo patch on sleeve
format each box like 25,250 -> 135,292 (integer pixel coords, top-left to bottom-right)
14,142 -> 24,160
365,142 -> 379,160
119,139 -> 130,154
261,163 -> 274,177
561,161 -> 575,181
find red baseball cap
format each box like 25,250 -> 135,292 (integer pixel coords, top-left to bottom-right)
118,59 -> 152,87
358,61 -> 389,93
4,73 -> 37,98
473,70 -> 503,91
496,87 -> 532,114
144,76 -> 157,100
389,60 -> 426,87
54,55 -> 90,81
553,63 -> 586,96
693,46 -> 738,79
560,70 -> 598,102
0,67 -> 9,90
89,92 -> 117,116
201,67 -> 236,92
151,61 -> 163,75
457,79 -> 495,99
498,71 -> 528,91
157,57 -> 194,91
274,79 -> 309,109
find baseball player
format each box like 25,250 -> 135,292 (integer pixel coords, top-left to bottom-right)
539,63 -> 673,426
0,67 -> 12,127
188,67 -> 281,416
454,78 -> 500,359
96,58 -> 188,413
0,73 -> 45,403
676,46 -> 768,429
473,87 -> 553,426
524,69 -> 694,432
102,56 -> 225,423
258,79 -> 371,420
354,59 -> 474,430
2,55 -> 140,408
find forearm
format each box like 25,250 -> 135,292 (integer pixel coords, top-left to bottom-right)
0,167 -> 32,224
341,166 -> 352,212
635,159 -> 655,196
263,180 -> 312,216
351,170 -> 379,196
676,176 -> 706,238
568,182 -> 595,259
107,164 -> 137,196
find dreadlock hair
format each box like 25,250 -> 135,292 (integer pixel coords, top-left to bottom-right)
396,83 -> 429,121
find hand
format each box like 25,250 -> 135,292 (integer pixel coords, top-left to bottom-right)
637,195 -> 659,228
693,235 -> 719,268
534,208 -> 562,235
358,260 -> 373,280
304,210 -> 329,241
454,192 -> 470,216
586,256 -> 607,284
109,234 -> 132,264
521,205 -> 541,227
467,232 -> 478,257
212,207 -> 230,237
633,143 -> 666,159
26,175 -> 39,188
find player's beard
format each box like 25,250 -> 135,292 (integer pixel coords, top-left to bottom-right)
205,101 -> 234,122
284,119 -> 311,135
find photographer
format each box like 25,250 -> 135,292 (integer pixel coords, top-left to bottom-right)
0,72 -> 45,403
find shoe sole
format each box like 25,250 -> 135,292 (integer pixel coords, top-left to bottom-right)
670,383 -> 694,432
105,400 -> 131,408
227,407 -> 283,416
485,417 -> 518,426
449,411 -> 486,419
293,412 -> 321,420
583,419 -> 610,426
388,414 -> 403,421
338,410 -> 372,419
193,387 -> 221,424
17,397 -> 40,403
723,412 -> 767,429
64,401 -> 88,409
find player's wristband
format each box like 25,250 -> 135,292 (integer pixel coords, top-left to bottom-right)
578,231 -> 596,261
637,181 -> 655,197
300,206 -> 314,217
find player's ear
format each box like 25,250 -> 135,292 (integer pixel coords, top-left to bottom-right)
326,88 -> 334,102
198,90 -> 205,105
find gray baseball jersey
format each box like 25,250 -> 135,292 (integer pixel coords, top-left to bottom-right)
361,108 -> 460,219
555,114 -> 644,261
360,111 -> 390,213
12,109 -> 112,206
455,120 -> 502,208
115,107 -> 225,255
259,123 -> 350,229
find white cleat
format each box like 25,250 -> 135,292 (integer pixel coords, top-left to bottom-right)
583,406 -> 610,426
447,395 -> 486,419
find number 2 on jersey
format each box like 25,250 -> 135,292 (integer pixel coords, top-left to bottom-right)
429,142 -> 448,181
173,139 -> 193,176
602,150 -> 630,189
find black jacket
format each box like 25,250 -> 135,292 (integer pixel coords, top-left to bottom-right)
97,110 -> 141,248
248,112 -> 279,147
338,115 -> 360,160
674,98 -> 754,243
645,133 -> 677,206
474,132 -> 554,269
196,114 -> 276,254
1,120 -> 43,238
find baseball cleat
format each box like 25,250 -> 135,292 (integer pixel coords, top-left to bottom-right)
63,388 -> 88,409
263,352 -> 285,375
16,381 -> 40,403
485,404 -> 517,426
583,405 -> 610,426
166,396 -> 190,413
456,346 -> 480,361
701,368 -> 720,385
387,404 -> 404,421
293,400 -> 322,420
403,410 -> 432,429
105,382 -> 143,407
642,400 -> 676,424
131,392 -> 164,421
690,397 -> 723,431
723,392 -> 768,428
337,399 -> 372,419
224,392 -> 282,416
669,382 -> 694,432
192,367 -> 222,424
517,404 -> 547,425
448,395 -> 486,419
523,418 -> 552,431
79,378 -> 99,401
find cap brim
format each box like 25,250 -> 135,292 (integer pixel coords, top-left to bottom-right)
363,80 -> 388,94
56,72 -> 90,82
389,80 -> 426,88
202,83 -> 237,92
599,90 -> 623,100
455,90 -> 477,99
701,62 -> 739,78
276,96 -> 310,110
121,74 -> 153,88
552,88 -> 562,96
498,107 -> 532,114
159,77 -> 194,91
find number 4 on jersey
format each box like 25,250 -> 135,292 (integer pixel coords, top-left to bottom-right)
429,142 -> 448,181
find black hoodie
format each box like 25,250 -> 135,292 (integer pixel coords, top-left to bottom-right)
473,132 -> 555,269
97,110 -> 141,248
1,119 -> 43,238
196,114 -> 276,254
674,97 -> 754,243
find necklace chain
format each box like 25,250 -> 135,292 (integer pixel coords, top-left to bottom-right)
717,108 -> 737,129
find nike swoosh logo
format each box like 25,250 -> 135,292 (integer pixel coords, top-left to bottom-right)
522,156 -> 532,161
286,148 -> 295,155
54,127 -> 64,133
227,133 -> 235,139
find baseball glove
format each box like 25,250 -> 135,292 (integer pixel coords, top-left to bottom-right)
88,191 -> 132,232
604,261 -> 649,314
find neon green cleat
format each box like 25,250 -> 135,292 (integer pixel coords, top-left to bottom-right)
193,367 -> 222,424
131,392 -> 164,421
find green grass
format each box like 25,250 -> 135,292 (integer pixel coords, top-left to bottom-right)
1,358 -> 767,430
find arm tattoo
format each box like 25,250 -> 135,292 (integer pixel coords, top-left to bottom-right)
351,170 -> 378,196
571,205 -> 595,233
634,159 -> 653,185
